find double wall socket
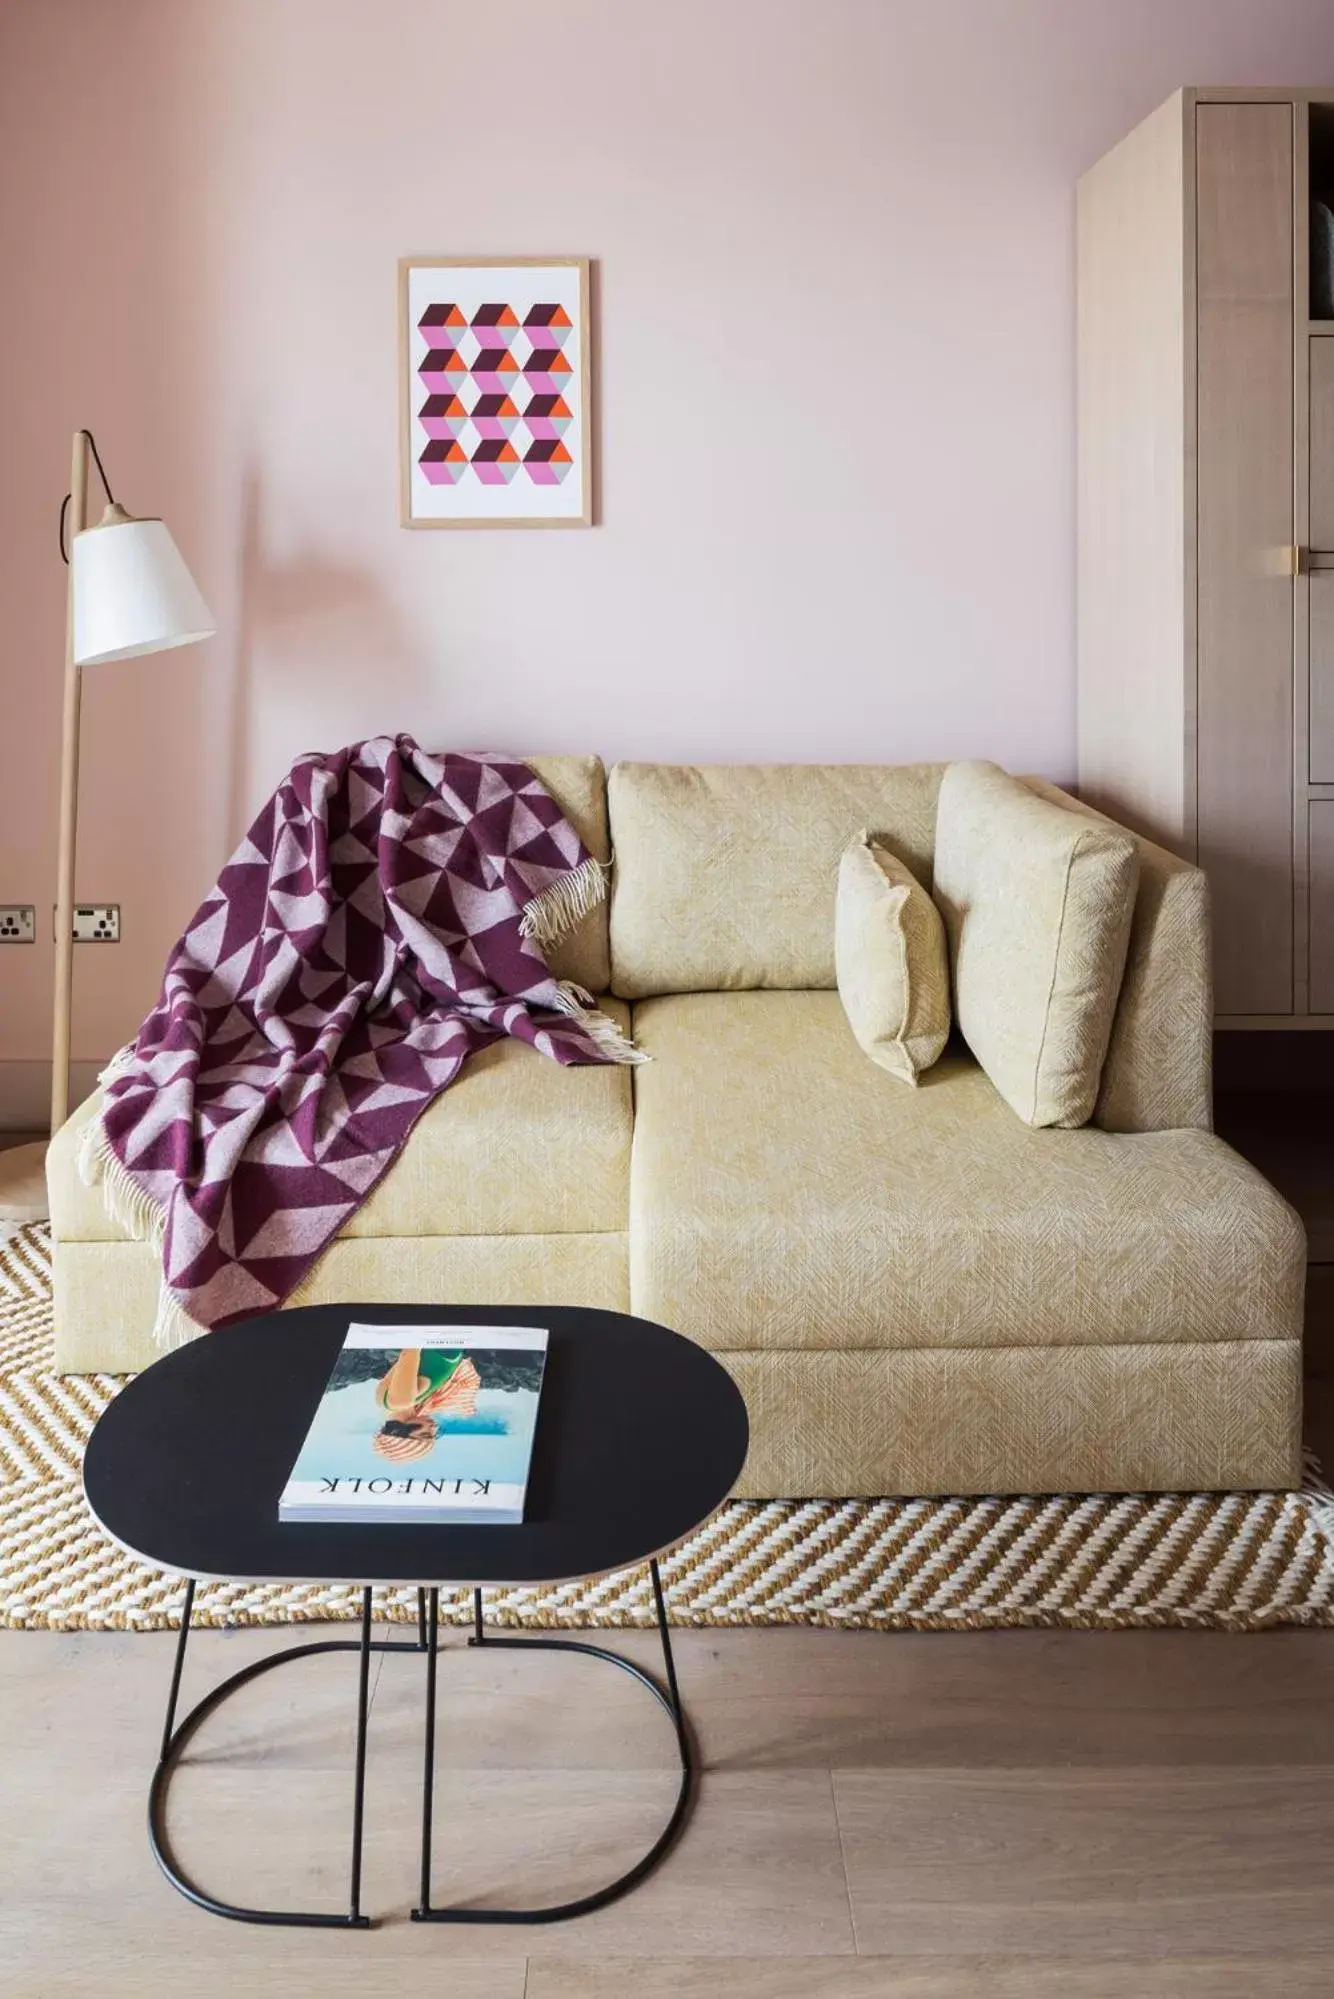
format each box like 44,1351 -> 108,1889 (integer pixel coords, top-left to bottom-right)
68,904 -> 120,943
0,904 -> 121,942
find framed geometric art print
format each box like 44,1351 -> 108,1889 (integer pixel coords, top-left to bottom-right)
398,256 -> 592,528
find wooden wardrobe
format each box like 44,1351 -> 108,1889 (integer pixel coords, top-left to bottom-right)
1078,86 -> 1334,1026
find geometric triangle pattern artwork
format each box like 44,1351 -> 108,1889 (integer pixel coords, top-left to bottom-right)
418,301 -> 575,487
83,739 -> 630,1342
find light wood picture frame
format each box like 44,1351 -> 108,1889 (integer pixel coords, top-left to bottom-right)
398,256 -> 592,529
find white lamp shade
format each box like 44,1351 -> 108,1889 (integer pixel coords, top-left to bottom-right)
72,510 -> 215,667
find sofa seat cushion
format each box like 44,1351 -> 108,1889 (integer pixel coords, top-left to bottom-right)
628,991 -> 1305,1355
49,998 -> 634,1245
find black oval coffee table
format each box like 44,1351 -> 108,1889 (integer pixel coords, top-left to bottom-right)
83,1301 -> 749,1931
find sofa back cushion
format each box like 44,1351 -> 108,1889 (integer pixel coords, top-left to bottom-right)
523,753 -> 610,993
1022,778 -> 1213,1133
607,761 -> 947,996
933,760 -> 1139,1128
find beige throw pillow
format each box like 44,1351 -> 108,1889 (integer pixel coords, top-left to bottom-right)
835,832 -> 950,1085
932,760 -> 1139,1128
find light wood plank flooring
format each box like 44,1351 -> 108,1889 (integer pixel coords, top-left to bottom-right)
5,1618 -> 1334,1994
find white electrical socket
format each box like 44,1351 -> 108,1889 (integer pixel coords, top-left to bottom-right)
47,904 -> 121,942
0,906 -> 36,943
71,904 -> 120,943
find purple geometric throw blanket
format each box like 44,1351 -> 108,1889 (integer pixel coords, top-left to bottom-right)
80,736 -> 641,1346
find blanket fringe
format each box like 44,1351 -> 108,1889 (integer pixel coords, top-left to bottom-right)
78,1115 -> 167,1250
96,1042 -> 141,1089
520,855 -> 609,947
551,981 -> 650,1064
151,1287 -> 205,1353
78,1090 -> 199,1352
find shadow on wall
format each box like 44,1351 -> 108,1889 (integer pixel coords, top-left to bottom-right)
229,467 -> 428,847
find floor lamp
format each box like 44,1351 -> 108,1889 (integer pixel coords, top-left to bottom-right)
0,430 -> 215,1223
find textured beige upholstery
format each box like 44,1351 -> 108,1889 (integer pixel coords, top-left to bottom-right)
53,1233 -> 628,1374
628,992 -> 1304,1355
46,755 -> 1303,1498
53,1233 -> 1299,1494
723,1341 -> 1302,1497
933,761 -> 1139,1128
607,761 -> 945,996
523,754 -> 611,993
48,1000 -> 634,1244
1023,778 -> 1213,1135
835,833 -> 949,1084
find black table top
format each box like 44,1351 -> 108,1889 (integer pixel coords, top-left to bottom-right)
83,1303 -> 749,1588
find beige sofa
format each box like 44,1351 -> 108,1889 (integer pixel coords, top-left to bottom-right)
47,758 -> 1306,1497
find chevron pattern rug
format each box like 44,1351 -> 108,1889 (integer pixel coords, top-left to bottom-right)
4,1223 -> 1334,1633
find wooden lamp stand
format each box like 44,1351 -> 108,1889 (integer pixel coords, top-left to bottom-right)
0,430 -> 214,1223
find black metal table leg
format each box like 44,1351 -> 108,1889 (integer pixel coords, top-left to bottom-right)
649,1558 -> 689,1761
150,1566 -> 698,1928
416,1586 -> 440,1917
347,1587 -> 373,1923
159,1576 -> 196,1762
148,1583 -> 422,1928
414,1558 -> 696,1924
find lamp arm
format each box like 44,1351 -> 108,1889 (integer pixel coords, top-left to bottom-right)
58,430 -> 116,565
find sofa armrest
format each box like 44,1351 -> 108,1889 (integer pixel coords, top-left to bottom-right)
1022,778 -> 1212,1133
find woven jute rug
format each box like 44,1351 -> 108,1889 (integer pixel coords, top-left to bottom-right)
5,1223 -> 1334,1633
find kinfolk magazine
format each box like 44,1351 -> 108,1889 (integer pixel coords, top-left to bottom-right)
279,1323 -> 548,1525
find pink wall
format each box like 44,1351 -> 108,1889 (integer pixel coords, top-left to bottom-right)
3,0 -> 1334,1085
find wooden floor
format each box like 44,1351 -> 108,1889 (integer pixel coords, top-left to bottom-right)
3,1090 -> 1333,1996
5,1616 -> 1334,1996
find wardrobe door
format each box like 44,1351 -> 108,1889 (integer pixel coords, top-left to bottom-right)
1311,339 -> 1334,783
1195,103 -> 1295,1014
1312,803 -> 1334,1012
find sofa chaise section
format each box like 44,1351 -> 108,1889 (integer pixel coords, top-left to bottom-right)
607,759 -> 1305,1497
628,990 -> 1304,1495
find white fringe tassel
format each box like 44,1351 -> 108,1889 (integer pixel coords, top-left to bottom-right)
78,1116 -> 165,1248
78,1095 -> 201,1350
151,1288 -> 204,1353
551,981 -> 650,1065
519,856 -> 609,947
